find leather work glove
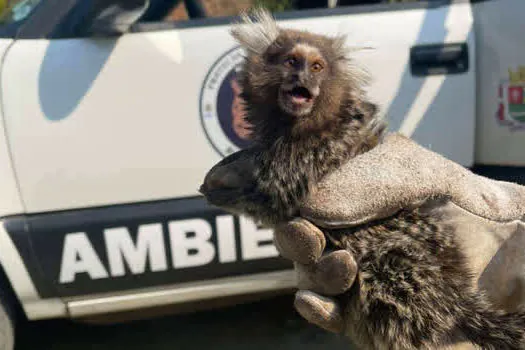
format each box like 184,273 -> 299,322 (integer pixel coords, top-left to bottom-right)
200,133 -> 525,348
273,133 -> 525,349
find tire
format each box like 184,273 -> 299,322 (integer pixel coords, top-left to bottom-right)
0,286 -> 15,350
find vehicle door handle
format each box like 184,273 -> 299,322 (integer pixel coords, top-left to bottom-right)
410,43 -> 469,76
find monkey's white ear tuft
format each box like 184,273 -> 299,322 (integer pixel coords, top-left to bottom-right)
331,34 -> 349,58
230,7 -> 280,55
331,33 -> 374,59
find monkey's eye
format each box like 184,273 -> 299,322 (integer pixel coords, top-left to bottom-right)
311,62 -> 324,73
284,56 -> 297,67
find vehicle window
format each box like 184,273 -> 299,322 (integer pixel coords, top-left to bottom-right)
164,0 -> 433,21
0,0 -> 41,25
165,0 -> 255,21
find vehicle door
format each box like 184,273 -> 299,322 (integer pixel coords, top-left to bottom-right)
0,0 -> 476,317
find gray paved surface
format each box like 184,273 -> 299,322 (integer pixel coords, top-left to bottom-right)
14,294 -> 355,350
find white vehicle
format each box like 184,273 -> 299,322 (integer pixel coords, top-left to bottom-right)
0,0 -> 521,347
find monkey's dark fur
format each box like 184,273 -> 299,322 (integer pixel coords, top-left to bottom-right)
200,9 -> 525,350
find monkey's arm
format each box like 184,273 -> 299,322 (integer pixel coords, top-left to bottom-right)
200,146 -> 302,225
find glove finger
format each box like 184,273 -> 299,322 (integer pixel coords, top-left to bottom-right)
295,250 -> 358,296
274,218 -> 326,265
294,290 -> 344,333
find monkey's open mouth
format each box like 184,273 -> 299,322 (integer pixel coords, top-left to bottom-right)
288,87 -> 313,104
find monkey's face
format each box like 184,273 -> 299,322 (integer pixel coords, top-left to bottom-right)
232,18 -> 359,137
275,44 -> 328,117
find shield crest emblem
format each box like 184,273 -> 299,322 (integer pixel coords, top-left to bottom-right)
496,66 -> 525,129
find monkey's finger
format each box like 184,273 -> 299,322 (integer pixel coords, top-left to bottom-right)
200,149 -> 255,194
274,218 -> 326,265
295,250 -> 357,296
200,163 -> 246,193
294,290 -> 344,334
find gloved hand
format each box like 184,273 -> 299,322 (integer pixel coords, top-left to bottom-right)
201,133 -> 525,348
272,133 -> 525,348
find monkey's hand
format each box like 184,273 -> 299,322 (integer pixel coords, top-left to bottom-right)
199,148 -> 256,204
199,148 -> 275,220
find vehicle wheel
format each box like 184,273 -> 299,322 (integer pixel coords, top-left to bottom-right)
0,286 -> 15,350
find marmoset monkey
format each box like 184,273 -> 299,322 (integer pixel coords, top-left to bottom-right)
200,9 -> 525,350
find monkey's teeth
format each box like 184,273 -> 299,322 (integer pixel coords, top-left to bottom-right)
291,95 -> 308,104
289,87 -> 312,104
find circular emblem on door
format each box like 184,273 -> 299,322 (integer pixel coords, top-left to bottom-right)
200,46 -> 254,157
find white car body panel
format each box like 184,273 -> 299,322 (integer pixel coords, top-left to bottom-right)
0,39 -> 24,217
2,2 -> 474,214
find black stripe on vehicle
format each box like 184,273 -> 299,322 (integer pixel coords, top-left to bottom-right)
4,196 -> 292,298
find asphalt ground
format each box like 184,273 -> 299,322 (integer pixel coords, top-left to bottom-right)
14,294 -> 356,350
